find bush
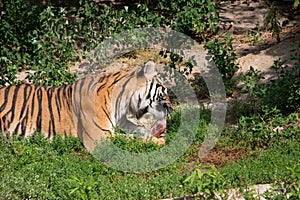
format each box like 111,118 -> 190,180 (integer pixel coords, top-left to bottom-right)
263,59 -> 300,113
168,0 -> 219,39
0,0 -> 39,67
240,52 -> 300,115
26,6 -> 78,85
204,33 -> 239,95
236,107 -> 300,150
0,0 -> 219,86
0,0 -> 77,86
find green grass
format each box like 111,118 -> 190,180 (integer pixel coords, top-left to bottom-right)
0,107 -> 299,199
221,140 -> 300,187
0,134 -> 193,199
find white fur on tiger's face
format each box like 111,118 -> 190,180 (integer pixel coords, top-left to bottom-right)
0,61 -> 173,152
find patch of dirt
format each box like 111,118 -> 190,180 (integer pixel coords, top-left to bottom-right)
185,145 -> 248,170
234,27 -> 300,80
200,146 -> 247,167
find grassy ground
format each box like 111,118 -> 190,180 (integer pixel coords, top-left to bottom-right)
0,107 -> 299,199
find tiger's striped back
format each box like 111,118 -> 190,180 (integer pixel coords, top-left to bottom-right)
0,84 -> 77,139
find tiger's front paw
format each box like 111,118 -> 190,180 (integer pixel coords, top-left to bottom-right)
149,136 -> 166,145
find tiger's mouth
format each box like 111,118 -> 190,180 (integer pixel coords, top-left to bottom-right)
150,118 -> 167,139
149,103 -> 173,144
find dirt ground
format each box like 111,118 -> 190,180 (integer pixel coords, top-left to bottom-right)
218,0 -> 300,78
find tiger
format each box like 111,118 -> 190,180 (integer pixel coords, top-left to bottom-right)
0,61 -> 173,152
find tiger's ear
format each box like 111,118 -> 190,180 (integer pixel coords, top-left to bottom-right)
144,61 -> 157,80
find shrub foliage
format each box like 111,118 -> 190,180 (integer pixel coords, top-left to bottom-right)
0,0 -> 219,86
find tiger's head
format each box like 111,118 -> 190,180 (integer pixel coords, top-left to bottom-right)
134,61 -> 173,119
132,61 -> 173,139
